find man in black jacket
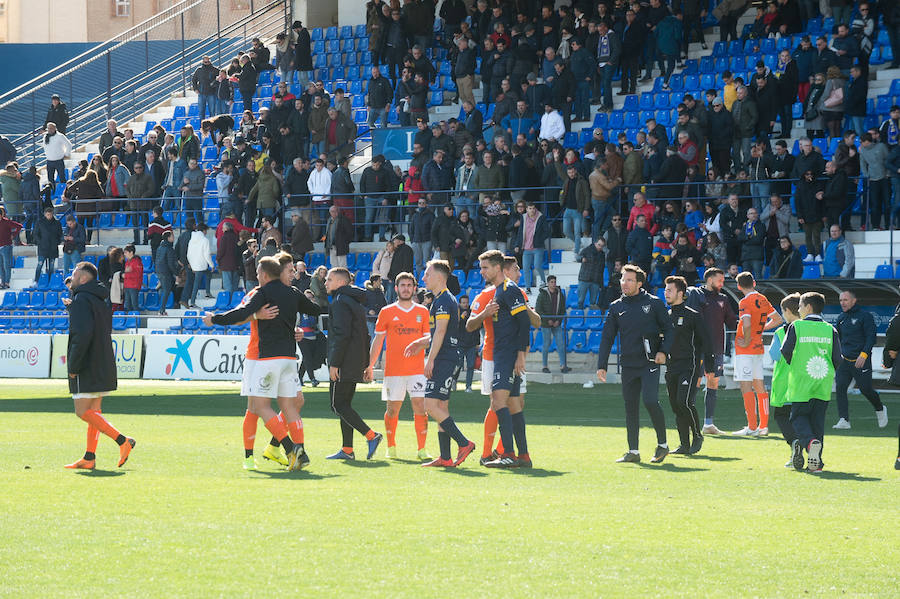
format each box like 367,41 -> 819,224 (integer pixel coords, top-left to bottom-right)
191,56 -> 219,120
326,267 -> 383,459
387,234 -> 414,285
33,206 -> 62,284
65,261 -> 135,470
833,290 -> 888,429
663,276 -> 715,455
367,66 -> 395,129
596,264 -> 673,463
44,94 -> 69,134
454,37 -> 477,106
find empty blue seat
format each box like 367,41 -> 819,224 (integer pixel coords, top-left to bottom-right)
608,111 -> 624,128
699,57 -> 714,73
712,41 -> 726,56
587,330 -> 603,353
684,74 -> 700,91
325,26 -> 338,40
592,112 -> 608,129
143,291 -> 161,311
569,330 -> 590,354
466,270 -> 483,287
327,39 -> 340,53
1,292 -> 15,309
356,253 -> 373,270
623,111 -> 639,128
340,25 -> 352,39
874,264 -> 893,279
802,264 -> 821,279
53,312 -> 68,331
141,255 -> 154,273
355,24 -> 367,38
30,292 -> 46,308
182,310 -> 199,331
653,94 -> 669,109
760,38 -> 776,53
429,90 -> 443,106
44,292 -> 60,309
112,312 -> 128,330
567,309 -> 586,330
623,95 -> 639,111
585,309 -> 603,331
213,291 -> 231,310
229,291 -> 245,308
563,131 -> 579,148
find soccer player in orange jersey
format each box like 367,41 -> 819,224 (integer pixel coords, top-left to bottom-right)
365,272 -> 433,460
732,272 -> 783,436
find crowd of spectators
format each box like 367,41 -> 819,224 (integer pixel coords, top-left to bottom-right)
0,1 -> 896,297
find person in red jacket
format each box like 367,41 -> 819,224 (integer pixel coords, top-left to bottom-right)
215,208 -> 258,241
626,191 -> 659,234
122,243 -> 143,312
0,206 -> 23,289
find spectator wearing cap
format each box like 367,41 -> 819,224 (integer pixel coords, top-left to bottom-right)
360,154 -> 392,241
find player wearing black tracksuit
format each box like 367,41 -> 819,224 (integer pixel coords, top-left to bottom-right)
665,302 -> 715,455
597,287 -> 673,461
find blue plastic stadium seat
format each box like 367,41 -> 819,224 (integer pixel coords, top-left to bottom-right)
1,292 -> 15,309
568,309 -> 586,330
44,291 -> 60,310
141,255 -> 154,274
712,41 -> 726,56
592,112 -> 608,129
563,131 -> 579,148
112,312 -> 128,330
213,291 -> 231,310
429,90 -> 443,106
356,253 -> 373,270
143,291 -> 161,311
355,24 -> 367,38
585,309 -> 603,331
802,264 -> 821,279
654,94 -> 669,110
639,92 -> 654,110
587,330 -> 603,353
699,57 -> 714,73
325,26 -> 338,40
874,264 -> 893,279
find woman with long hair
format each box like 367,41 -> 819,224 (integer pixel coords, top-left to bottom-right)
103,154 -> 130,214
821,65 -> 847,139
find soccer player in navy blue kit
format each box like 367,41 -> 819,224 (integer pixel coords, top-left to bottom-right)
406,260 -> 476,467
478,250 -> 533,468
596,264 -> 674,463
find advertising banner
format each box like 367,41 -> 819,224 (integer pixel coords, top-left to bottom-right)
143,334 -> 251,380
0,334 -> 52,378
50,335 -> 144,379
371,127 -> 417,161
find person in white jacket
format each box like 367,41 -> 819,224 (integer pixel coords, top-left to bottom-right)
539,103 -> 565,142
306,158 -> 332,208
186,224 -> 215,307
42,122 -> 72,186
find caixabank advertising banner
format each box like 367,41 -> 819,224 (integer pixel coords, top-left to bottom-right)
143,334 -> 250,380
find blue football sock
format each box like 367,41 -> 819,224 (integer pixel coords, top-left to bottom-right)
495,407 -> 514,456
439,417 -> 469,447
438,431 -> 451,461
511,411 -> 528,455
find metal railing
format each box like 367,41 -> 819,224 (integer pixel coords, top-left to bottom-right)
1,0 -> 289,167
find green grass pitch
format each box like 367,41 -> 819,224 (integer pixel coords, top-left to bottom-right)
1,379 -> 898,597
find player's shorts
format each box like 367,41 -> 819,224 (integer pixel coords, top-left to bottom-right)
72,392 -> 112,400
491,353 -> 523,396
425,359 -> 457,401
733,353 -> 764,382
241,358 -> 300,398
480,359 -> 527,396
701,353 -> 724,378
382,374 -> 427,402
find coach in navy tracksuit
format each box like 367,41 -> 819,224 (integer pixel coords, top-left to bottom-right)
833,291 -> 887,428
596,264 -> 673,464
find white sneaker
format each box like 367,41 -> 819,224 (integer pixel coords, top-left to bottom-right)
733,426 -> 758,436
701,424 -> 723,435
832,418 -> 851,430
583,380 -> 595,389
813,255 -> 822,263
757,427 -> 768,436
876,406 -> 888,428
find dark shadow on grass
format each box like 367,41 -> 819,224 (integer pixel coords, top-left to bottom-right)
249,470 -> 340,480
686,455 -> 741,462
441,467 -> 489,477
340,460 -> 391,468
810,470 -> 882,482
507,468 -> 567,477
75,470 -> 126,477
635,462 -> 709,472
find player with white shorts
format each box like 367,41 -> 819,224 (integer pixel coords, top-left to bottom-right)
366,272 -> 433,460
